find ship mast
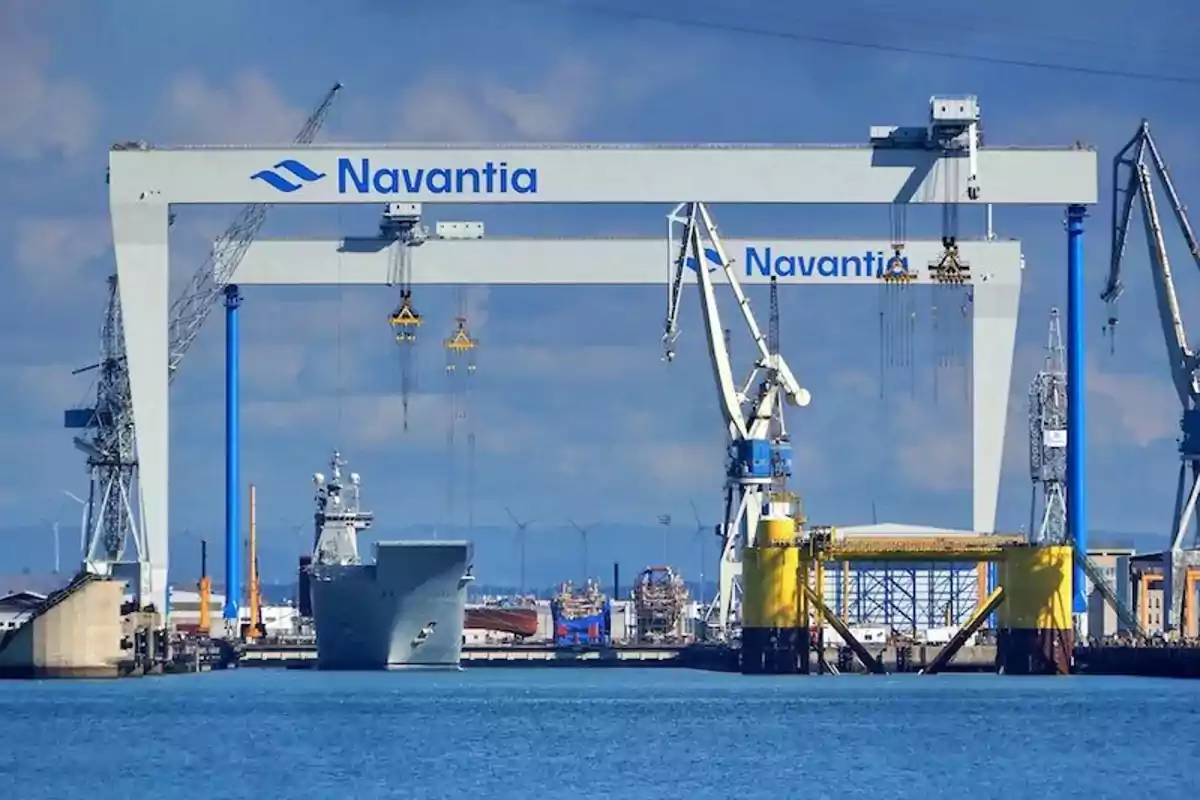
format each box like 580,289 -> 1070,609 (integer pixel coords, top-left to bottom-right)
312,450 -> 374,566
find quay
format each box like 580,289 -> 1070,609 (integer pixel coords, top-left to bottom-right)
232,641 -> 1000,673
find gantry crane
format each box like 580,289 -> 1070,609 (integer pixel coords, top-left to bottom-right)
65,83 -> 342,602
662,201 -> 812,636
1102,120 -> 1200,636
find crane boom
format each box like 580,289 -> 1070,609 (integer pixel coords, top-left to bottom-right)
165,82 -> 342,382
664,202 -> 811,635
1102,120 -> 1200,636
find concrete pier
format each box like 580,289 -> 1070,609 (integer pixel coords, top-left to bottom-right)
0,574 -> 125,679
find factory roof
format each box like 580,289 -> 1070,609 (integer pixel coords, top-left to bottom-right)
0,590 -> 48,611
0,572 -> 70,598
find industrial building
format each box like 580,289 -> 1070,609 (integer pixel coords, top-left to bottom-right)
167,589 -> 299,637
0,592 -> 45,632
1125,553 -> 1200,639
819,524 -> 988,632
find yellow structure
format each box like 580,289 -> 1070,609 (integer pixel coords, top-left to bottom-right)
995,545 -> 1073,674
198,539 -> 212,636
388,295 -> 423,343
741,516 -> 805,674
244,484 -> 264,642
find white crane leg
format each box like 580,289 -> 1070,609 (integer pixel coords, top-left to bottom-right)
113,201 -> 171,614
1166,460 -> 1200,633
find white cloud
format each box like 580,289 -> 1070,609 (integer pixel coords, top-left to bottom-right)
487,344 -> 658,381
1087,359 -> 1178,446
0,362 -> 92,418
243,392 -> 455,451
0,1 -> 98,160
14,216 -> 112,293
160,70 -> 308,144
392,54 -> 667,142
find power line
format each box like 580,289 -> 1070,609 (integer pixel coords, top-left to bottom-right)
501,0 -> 1200,86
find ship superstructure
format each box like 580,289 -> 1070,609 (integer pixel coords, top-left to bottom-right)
311,451 -> 374,567
307,451 -> 474,670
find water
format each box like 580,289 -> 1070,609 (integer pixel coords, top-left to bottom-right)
0,669 -> 1196,799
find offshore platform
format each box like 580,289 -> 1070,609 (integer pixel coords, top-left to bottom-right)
665,192 -> 1079,676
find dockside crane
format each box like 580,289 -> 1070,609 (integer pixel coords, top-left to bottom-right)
1029,308 -> 1067,545
1101,120 -> 1200,636
662,201 -> 812,637
65,83 -> 342,603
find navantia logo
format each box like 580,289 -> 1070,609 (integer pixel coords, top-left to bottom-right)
250,159 -> 327,193
684,247 -> 722,272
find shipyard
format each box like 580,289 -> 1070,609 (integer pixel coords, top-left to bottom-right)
1,90 -> 1198,688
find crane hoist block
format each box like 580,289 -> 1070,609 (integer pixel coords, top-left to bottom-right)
389,307 -> 423,327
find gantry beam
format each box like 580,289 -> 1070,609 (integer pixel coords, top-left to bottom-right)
233,236 -> 1021,285
107,137 -> 1096,614
110,145 -> 1097,205
235,236 -> 1021,538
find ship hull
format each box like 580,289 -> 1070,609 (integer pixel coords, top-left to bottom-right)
310,541 -> 472,670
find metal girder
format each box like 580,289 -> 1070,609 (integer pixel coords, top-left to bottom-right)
108,145 -> 1097,206
231,236 -> 1023,285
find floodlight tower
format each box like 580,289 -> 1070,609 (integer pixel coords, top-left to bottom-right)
1029,308 -> 1068,544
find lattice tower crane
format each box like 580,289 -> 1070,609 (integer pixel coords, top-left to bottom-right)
1028,308 -> 1067,545
662,202 -> 812,637
65,83 -> 342,600
1101,119 -> 1200,636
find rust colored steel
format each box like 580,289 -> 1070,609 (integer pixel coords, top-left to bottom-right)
465,607 -> 538,637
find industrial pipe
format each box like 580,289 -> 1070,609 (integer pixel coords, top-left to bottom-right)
223,284 -> 242,627
1066,205 -> 1088,615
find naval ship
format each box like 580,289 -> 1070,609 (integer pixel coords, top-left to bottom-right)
306,451 -> 474,670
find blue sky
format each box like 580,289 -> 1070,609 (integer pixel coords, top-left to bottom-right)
0,0 -> 1197,587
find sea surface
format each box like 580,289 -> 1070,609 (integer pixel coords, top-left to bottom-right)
0,668 -> 1196,799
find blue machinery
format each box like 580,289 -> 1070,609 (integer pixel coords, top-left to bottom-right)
1067,205 -> 1088,614
223,285 -> 242,624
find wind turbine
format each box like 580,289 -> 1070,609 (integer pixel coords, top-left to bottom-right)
567,518 -> 601,584
689,500 -> 709,605
62,489 -> 88,572
37,517 -> 61,574
505,507 -> 537,596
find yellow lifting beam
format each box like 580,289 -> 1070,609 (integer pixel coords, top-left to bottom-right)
805,534 -> 1027,563
444,317 -> 477,353
929,238 -> 972,284
389,295 -> 423,343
